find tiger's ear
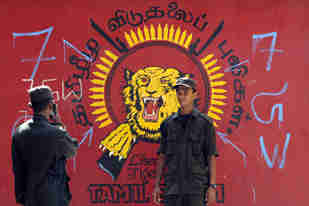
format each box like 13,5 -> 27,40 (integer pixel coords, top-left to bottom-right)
124,68 -> 134,82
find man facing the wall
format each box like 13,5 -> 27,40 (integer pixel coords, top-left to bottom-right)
153,77 -> 219,206
11,85 -> 78,206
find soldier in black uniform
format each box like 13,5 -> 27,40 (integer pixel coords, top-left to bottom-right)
153,77 -> 219,206
11,85 -> 78,206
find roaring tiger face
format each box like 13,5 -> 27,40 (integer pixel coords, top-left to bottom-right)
123,66 -> 183,141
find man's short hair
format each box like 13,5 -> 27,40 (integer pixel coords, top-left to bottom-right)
28,85 -> 54,113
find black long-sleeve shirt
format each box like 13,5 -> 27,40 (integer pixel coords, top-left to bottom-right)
11,114 -> 78,206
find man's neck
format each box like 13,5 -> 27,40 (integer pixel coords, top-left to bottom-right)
180,105 -> 194,115
37,111 -> 50,119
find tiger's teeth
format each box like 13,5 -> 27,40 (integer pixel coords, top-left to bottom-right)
142,96 -> 162,120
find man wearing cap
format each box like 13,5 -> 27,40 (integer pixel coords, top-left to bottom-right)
153,77 -> 219,206
11,85 -> 78,206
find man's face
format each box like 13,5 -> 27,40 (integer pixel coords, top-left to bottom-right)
175,86 -> 196,108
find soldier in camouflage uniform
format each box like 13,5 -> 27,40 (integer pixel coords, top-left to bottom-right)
154,77 -> 218,206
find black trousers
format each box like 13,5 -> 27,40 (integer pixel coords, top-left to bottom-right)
164,194 -> 205,206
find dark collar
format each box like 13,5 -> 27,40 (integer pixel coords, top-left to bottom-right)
33,113 -> 49,123
174,108 -> 200,119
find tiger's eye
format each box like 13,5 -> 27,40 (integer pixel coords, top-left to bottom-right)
141,77 -> 148,83
160,77 -> 169,84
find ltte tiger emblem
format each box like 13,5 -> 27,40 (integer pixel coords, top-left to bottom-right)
97,66 -> 189,180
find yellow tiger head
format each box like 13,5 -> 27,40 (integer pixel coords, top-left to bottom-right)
123,66 -> 183,141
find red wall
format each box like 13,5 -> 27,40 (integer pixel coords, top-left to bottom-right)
2,0 -> 308,205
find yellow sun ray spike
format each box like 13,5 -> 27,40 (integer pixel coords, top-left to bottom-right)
212,88 -> 227,94
99,119 -> 113,128
212,94 -> 227,100
157,24 -> 163,40
209,106 -> 224,114
130,30 -> 139,45
163,24 -> 169,40
137,27 -> 145,42
207,66 -> 222,75
95,113 -> 110,122
90,79 -> 107,86
184,33 -> 192,48
104,50 -> 118,62
203,59 -> 217,69
209,73 -> 225,81
174,27 -> 181,44
179,30 -> 187,46
208,111 -> 222,121
213,121 -> 218,127
211,100 -> 227,106
90,101 -> 106,107
150,24 -> 156,40
89,87 -> 105,93
201,54 -> 214,64
144,25 -> 150,41
100,57 -> 114,68
92,107 -> 108,115
89,94 -> 105,100
168,25 -> 175,42
210,81 -> 227,87
92,71 -> 107,80
124,32 -> 134,47
96,64 -> 111,74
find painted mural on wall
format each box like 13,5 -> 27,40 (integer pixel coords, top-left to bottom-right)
5,0 -> 306,206
85,2 -> 231,203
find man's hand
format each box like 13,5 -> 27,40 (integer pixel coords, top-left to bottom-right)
49,103 -> 62,123
52,103 -> 62,122
153,186 -> 161,205
206,187 -> 216,205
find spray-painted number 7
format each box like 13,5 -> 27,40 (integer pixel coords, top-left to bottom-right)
12,26 -> 55,80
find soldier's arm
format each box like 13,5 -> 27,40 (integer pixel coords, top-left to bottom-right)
208,123 -> 218,185
153,121 -> 168,204
11,136 -> 26,205
155,121 -> 167,187
208,155 -> 216,185
55,129 -> 79,159
155,153 -> 165,188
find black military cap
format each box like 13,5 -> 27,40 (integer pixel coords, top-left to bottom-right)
173,77 -> 197,91
28,85 -> 54,107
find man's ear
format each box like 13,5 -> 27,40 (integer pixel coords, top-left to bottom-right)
193,89 -> 198,97
193,91 -> 200,107
47,102 -> 53,111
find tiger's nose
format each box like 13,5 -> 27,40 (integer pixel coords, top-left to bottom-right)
146,90 -> 156,95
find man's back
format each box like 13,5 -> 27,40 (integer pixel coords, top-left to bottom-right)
12,114 -> 77,206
